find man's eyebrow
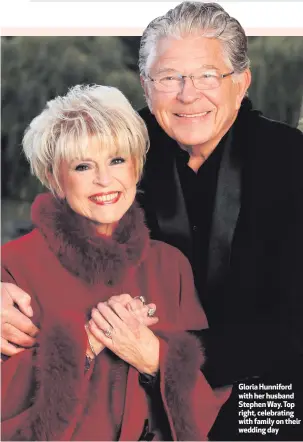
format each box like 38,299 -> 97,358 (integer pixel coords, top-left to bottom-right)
153,67 -> 179,75
201,64 -> 218,69
153,64 -> 218,75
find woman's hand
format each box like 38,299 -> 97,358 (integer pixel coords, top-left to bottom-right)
110,293 -> 159,327
88,296 -> 160,375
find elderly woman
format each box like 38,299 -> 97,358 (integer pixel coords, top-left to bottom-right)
1,84 -> 230,441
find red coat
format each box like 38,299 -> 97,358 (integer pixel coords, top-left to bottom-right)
1,193 -> 231,441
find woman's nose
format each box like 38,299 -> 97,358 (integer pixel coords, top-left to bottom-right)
93,167 -> 112,187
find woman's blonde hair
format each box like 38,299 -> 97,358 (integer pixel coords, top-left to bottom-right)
22,84 -> 149,194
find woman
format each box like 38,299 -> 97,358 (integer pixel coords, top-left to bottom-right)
1,84 -> 230,441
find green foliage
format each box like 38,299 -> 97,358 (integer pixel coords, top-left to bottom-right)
248,37 -> 303,127
1,36 -> 145,201
2,36 -> 303,202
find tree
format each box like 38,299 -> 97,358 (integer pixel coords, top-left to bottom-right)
2,36 -> 303,202
1,36 -> 145,200
248,37 -> 303,127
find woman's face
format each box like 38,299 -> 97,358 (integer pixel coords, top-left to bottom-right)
58,136 -> 138,236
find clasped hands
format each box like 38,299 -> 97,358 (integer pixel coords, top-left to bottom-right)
1,283 -> 160,376
85,294 -> 160,376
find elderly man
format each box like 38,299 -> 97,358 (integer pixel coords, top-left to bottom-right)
2,2 -> 303,440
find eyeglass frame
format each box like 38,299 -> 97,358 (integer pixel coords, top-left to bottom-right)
145,69 -> 235,92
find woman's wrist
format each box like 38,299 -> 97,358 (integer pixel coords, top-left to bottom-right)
138,336 -> 160,375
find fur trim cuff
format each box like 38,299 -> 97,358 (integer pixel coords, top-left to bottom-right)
158,331 -> 206,440
12,311 -> 88,441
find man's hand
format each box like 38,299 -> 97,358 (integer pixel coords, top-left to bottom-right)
1,283 -> 39,358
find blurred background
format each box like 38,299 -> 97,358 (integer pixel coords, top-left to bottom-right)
1,36 -> 303,243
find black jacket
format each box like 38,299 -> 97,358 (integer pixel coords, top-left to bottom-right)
138,99 -> 303,439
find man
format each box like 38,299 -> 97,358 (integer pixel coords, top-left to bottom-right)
2,2 -> 303,440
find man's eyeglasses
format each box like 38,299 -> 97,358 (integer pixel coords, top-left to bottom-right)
146,69 -> 234,92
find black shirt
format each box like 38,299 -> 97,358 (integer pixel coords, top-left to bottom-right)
175,137 -> 226,297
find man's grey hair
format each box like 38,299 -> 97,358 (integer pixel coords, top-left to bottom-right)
139,1 -> 250,77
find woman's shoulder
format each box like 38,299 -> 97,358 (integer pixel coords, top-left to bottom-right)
148,239 -> 191,268
2,229 -> 43,262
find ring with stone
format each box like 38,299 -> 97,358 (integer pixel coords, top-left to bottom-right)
147,307 -> 156,317
134,295 -> 146,306
104,328 -> 113,339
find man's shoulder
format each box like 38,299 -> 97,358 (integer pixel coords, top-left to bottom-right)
257,113 -> 302,143
239,102 -> 303,168
149,239 -> 189,265
240,107 -> 303,189
243,101 -> 302,148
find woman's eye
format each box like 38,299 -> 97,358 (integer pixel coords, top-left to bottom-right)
110,157 -> 125,165
75,164 -> 89,171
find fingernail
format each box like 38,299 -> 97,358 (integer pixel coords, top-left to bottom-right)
27,306 -> 33,317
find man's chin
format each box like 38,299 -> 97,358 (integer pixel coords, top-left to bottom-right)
172,124 -> 212,143
175,135 -> 212,148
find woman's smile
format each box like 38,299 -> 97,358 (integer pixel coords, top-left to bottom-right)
89,192 -> 121,205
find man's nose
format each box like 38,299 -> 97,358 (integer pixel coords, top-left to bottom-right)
177,77 -> 201,104
93,166 -> 112,186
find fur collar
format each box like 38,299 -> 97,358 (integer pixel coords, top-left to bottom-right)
31,193 -> 150,286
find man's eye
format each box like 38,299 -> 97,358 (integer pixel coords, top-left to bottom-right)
110,157 -> 125,165
201,72 -> 217,79
75,164 -> 89,171
160,76 -> 179,82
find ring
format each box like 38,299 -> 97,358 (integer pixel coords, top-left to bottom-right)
147,307 -> 156,317
134,295 -> 146,306
104,328 -> 112,339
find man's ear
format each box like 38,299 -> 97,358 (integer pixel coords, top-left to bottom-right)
140,75 -> 153,113
235,69 -> 252,110
140,75 -> 146,90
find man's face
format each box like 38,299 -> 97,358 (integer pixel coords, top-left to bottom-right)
142,36 -> 251,151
